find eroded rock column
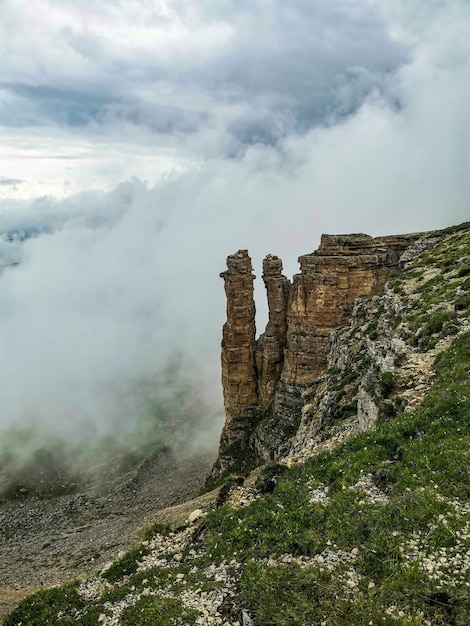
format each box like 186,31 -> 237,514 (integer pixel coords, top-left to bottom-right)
256,255 -> 290,409
214,232 -> 425,474
219,250 -> 258,448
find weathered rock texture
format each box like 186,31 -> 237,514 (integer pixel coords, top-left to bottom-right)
219,250 -> 258,453
283,233 -> 420,385
215,232 -> 426,475
256,255 -> 290,410
208,222 -> 470,482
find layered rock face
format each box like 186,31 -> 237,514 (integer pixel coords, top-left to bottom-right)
282,233 -> 421,385
219,250 -> 258,451
216,232 -> 423,472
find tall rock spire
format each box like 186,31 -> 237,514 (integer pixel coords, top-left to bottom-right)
256,255 -> 290,409
219,250 -> 258,451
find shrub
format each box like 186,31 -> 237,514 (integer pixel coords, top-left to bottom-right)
101,544 -> 149,583
379,371 -> 394,396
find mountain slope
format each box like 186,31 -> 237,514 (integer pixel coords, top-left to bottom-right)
5,222 -> 470,626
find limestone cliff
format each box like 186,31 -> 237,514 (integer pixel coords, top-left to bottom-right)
212,224 -> 470,480
283,233 -> 420,385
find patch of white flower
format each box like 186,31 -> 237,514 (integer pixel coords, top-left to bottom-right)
78,521 -> 244,626
179,560 -> 241,626
264,546 -> 358,573
138,526 -> 195,571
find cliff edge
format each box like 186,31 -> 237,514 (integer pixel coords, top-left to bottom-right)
212,224 -> 470,481
6,221 -> 470,626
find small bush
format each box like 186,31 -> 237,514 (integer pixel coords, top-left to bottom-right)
101,544 -> 149,583
455,295 -> 470,311
457,265 -> 470,277
120,594 -> 197,626
422,311 -> 454,337
4,582 -> 83,626
141,522 -> 171,542
379,371 -> 394,396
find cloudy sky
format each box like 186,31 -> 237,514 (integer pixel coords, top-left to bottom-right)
0,0 -> 469,453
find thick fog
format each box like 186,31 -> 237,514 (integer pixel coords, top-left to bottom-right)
0,1 -> 469,477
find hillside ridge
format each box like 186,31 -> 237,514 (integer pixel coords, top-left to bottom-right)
5,221 -> 470,625
212,226 -> 469,481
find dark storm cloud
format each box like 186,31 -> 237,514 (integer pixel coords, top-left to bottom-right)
1,0 -> 407,147
182,1 -> 407,111
0,82 -> 115,127
0,81 -> 206,134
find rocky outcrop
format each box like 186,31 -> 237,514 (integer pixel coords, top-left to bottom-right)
282,233 -> 420,385
213,231 -> 429,477
280,223 -> 470,463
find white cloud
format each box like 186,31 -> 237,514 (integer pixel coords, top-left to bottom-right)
0,0 -> 469,468
1,0 -> 407,180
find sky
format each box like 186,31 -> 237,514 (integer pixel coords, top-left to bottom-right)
0,0 -> 469,459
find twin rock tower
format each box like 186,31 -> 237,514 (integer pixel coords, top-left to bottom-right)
216,232 -> 422,475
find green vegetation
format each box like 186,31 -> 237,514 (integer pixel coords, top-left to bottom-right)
379,371 -> 394,396
457,265 -> 470,278
120,595 -> 197,626
9,329 -> 469,625
3,582 -> 96,626
456,294 -> 470,311
6,225 -> 470,625
200,331 -> 470,624
101,544 -> 150,583
141,521 -> 172,542
396,228 -> 470,352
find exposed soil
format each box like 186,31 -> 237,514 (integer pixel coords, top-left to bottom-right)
0,449 -> 215,622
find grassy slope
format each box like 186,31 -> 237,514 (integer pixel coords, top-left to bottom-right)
207,331 -> 470,625
6,226 -> 470,626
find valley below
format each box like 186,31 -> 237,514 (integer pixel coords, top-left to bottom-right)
2,222 -> 470,625
0,450 -> 214,622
